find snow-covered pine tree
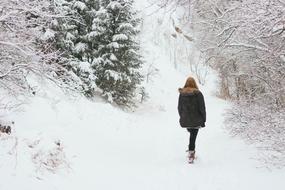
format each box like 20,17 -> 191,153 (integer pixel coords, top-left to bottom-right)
53,0 -> 100,96
92,0 -> 143,106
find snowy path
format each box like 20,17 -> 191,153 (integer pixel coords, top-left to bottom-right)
8,69 -> 284,190
62,71 -> 284,190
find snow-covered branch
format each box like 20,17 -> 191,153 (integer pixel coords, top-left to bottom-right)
0,41 -> 33,56
0,0 -> 71,99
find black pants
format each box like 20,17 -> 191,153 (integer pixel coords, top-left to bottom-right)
187,128 -> 199,151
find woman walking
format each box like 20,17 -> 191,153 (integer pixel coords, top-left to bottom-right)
178,77 -> 206,163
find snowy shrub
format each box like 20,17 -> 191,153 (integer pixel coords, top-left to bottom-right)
30,139 -> 70,174
0,135 -> 18,167
138,86 -> 149,103
0,0 -> 77,106
1,134 -> 70,178
226,103 -> 285,168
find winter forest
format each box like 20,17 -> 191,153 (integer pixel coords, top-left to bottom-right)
0,0 -> 284,189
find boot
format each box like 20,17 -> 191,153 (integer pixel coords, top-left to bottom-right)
187,150 -> 195,163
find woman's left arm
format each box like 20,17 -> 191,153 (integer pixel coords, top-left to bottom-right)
198,92 -> 206,122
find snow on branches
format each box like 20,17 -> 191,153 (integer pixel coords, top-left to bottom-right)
0,0 -> 66,96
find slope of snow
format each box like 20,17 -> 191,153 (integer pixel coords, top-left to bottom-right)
1,1 -> 284,190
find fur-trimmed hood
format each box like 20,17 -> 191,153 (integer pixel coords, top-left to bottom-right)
178,87 -> 199,94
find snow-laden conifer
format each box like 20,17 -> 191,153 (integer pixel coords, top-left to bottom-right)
53,0 -> 143,106
53,0 -> 101,96
91,0 -> 143,106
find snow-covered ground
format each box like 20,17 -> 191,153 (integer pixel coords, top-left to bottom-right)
1,1 -> 284,190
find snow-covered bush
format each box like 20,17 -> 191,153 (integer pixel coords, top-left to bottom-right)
30,139 -> 70,174
1,133 -> 70,177
226,103 -> 285,168
0,0 -> 75,105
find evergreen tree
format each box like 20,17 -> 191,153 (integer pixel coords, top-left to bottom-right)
92,0 -> 143,106
53,0 -> 100,96
53,0 -> 143,106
